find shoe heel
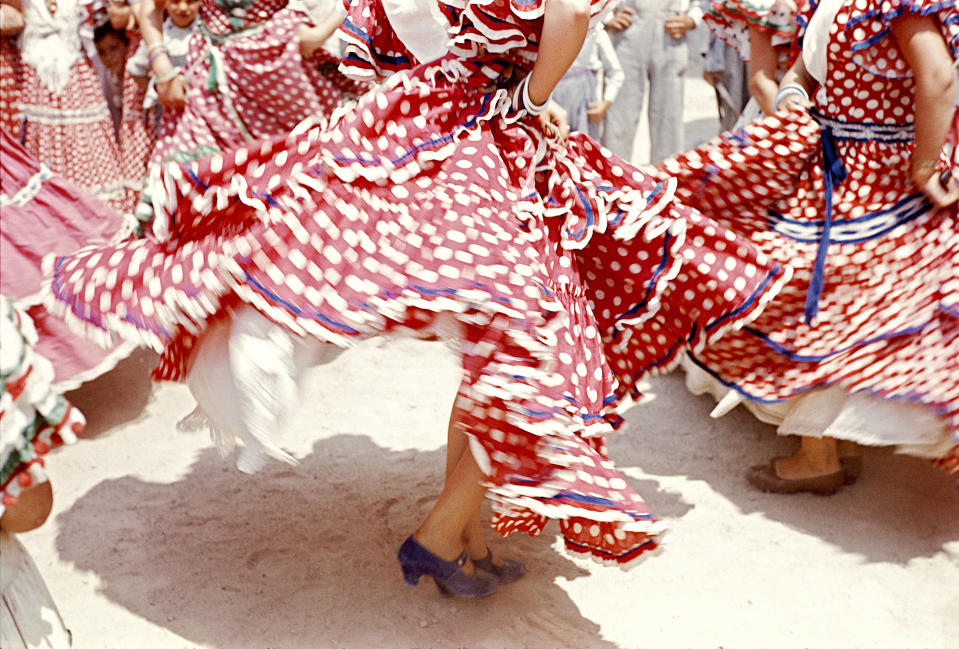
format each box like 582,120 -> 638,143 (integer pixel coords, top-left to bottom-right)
396,535 -> 498,598
401,563 -> 423,586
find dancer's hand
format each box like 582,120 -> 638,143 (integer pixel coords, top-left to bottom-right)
914,165 -> 959,207
107,0 -> 134,30
0,4 -> 25,37
157,75 -> 187,109
606,7 -> 634,32
539,101 -> 570,141
664,14 -> 695,40
587,98 -> 611,122
775,92 -> 811,113
703,71 -> 721,87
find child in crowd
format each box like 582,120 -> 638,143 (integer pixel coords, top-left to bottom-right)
94,22 -> 130,137
126,0 -> 199,114
552,20 -> 624,139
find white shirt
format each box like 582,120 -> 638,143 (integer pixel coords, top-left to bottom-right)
573,24 -> 626,102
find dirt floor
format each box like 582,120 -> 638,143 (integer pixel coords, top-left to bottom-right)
19,337 -> 959,649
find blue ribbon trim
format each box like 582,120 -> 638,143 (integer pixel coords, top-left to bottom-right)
805,123 -> 848,322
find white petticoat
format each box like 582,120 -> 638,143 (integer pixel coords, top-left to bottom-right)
681,355 -> 953,459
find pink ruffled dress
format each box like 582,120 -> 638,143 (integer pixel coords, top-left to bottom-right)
1,129 -> 134,390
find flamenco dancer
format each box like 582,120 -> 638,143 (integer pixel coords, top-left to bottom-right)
45,0 -> 789,597
1,296 -> 83,648
655,0 -> 959,493
131,0 -> 367,235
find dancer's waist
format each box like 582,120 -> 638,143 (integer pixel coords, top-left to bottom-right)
811,110 -> 915,143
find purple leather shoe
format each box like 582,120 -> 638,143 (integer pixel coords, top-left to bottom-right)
397,536 -> 499,598
473,551 -> 527,584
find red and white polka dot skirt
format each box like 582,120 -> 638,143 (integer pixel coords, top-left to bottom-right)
652,0 -> 959,474
19,55 -> 125,211
45,0 -> 792,565
0,35 -> 23,140
118,31 -> 158,214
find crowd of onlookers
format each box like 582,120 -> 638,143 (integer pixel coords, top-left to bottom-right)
552,0 -> 755,165
0,0 -> 201,216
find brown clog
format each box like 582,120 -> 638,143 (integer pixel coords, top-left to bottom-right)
747,462 -> 844,495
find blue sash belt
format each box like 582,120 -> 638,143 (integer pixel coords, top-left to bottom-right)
804,111 -> 914,322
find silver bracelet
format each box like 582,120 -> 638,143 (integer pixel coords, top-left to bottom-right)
152,68 -> 180,84
773,84 -> 809,111
512,75 -> 551,116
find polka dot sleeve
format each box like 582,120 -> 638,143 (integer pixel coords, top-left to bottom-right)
794,0 -> 815,49
844,0 -> 959,78
704,0 -> 798,62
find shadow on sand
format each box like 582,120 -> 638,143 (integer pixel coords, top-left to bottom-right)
611,372 -> 959,564
53,433 -> 627,649
65,348 -> 158,438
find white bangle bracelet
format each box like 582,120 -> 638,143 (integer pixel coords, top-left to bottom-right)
152,68 -> 180,84
774,84 -> 809,111
512,75 -> 551,116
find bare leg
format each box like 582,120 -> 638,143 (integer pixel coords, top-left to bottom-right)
443,401 -> 493,561
415,439 -> 488,575
775,435 -> 842,479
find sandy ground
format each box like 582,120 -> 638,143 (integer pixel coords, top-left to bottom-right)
16,59 -> 959,649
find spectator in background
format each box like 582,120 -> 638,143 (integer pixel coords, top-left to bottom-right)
602,0 -> 709,164
0,0 -> 24,139
18,0 -> 125,210
93,22 -> 129,138
553,20 -> 624,140
703,0 -> 798,122
125,0 -> 198,113
702,31 -> 748,132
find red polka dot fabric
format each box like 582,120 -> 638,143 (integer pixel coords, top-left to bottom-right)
118,31 -> 158,214
138,0 -> 369,232
19,57 -> 125,211
18,0 -> 125,212
0,29 -> 23,140
650,0 -> 959,473
46,0 -> 788,566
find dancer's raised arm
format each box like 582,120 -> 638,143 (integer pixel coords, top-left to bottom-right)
297,2 -> 348,58
136,0 -> 187,108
